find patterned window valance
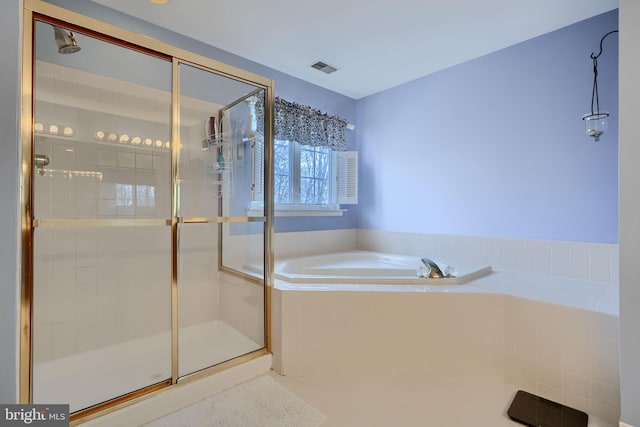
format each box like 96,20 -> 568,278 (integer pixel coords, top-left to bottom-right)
255,96 -> 347,151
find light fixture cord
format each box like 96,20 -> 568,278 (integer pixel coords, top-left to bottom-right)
591,57 -> 599,116
589,30 -> 618,117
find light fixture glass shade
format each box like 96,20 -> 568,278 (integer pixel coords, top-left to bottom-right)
582,112 -> 609,141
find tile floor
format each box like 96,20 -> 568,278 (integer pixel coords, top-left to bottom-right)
270,372 -> 616,427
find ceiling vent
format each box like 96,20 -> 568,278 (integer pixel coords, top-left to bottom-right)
311,61 -> 338,74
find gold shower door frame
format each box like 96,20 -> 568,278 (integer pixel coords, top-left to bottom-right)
19,0 -> 274,423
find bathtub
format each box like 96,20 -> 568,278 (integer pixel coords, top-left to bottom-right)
274,250 -> 491,285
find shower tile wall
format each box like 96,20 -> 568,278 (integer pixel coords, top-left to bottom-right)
32,135 -> 174,364
177,224 -> 219,329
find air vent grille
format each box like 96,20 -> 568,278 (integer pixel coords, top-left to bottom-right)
311,61 -> 338,74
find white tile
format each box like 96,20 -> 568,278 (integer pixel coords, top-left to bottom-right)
561,391 -> 590,416
76,265 -> 97,286
589,334 -> 618,363
550,241 -> 572,277
562,344 -> 592,377
538,302 -> 565,327
32,321 -> 53,364
595,286 -> 619,316
76,144 -> 98,165
514,338 -> 538,361
52,320 -> 77,359
610,249 -> 619,285
531,239 -> 552,276
538,332 -> 563,368
98,147 -> 117,166
590,357 -> 619,385
539,363 -> 562,389
590,312 -> 619,339
563,370 -> 590,398
52,143 -> 77,165
52,175 -> 74,200
75,199 -> 98,217
513,376 -> 538,394
98,199 -> 117,216
117,151 -> 136,168
74,317 -> 98,353
589,267 -> 611,284
561,330 -> 591,356
562,307 -> 592,334
589,401 -> 620,424
136,153 -> 154,169
486,238 -> 504,270
500,239 -> 519,271
569,284 -> 608,311
76,177 -> 99,200
52,198 -> 75,217
538,383 -> 562,403
570,244 -> 589,280
515,356 -> 537,381
590,378 -> 620,408
516,240 -> 535,273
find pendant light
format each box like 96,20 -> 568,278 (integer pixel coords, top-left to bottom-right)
582,30 -> 618,141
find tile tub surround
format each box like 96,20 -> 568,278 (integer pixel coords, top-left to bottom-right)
268,229 -> 620,421
356,229 -> 619,285
271,284 -> 620,423
273,228 -> 618,290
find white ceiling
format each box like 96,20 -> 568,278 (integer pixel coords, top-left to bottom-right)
91,0 -> 618,99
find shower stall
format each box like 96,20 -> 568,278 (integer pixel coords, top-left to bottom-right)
20,0 -> 273,421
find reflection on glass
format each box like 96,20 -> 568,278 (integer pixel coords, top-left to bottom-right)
30,18 -> 268,413
31,21 -> 172,412
177,64 -> 265,376
177,223 -> 263,377
33,21 -> 171,220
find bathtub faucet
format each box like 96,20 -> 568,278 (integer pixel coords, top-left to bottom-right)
418,258 -> 455,279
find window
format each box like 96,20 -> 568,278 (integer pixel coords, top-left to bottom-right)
250,96 -> 357,216
250,137 -> 357,216
275,140 -> 333,206
116,183 -> 156,208
252,139 -> 340,215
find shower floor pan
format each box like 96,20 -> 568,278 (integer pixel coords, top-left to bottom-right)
33,320 -> 261,413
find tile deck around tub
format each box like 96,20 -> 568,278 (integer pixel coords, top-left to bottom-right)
274,270 -> 618,316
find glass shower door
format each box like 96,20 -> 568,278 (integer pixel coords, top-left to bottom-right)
176,63 -> 265,377
31,21 -> 173,412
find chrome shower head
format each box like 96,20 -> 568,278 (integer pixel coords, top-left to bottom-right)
53,26 -> 81,54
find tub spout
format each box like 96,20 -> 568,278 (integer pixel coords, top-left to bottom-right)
418,258 -> 456,279
419,258 -> 445,279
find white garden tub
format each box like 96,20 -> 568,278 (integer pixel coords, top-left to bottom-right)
274,250 -> 491,285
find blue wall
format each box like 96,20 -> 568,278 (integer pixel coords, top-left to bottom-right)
356,10 -> 618,243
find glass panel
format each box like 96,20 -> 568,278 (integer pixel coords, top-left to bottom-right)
177,224 -> 263,377
32,227 -> 171,412
178,63 -> 259,218
31,21 -> 172,412
33,22 -> 171,220
177,63 -> 265,376
220,221 -> 265,346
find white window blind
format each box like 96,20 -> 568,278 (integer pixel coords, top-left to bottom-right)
337,151 -> 358,205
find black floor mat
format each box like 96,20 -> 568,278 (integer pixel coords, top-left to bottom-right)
507,390 -> 588,427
